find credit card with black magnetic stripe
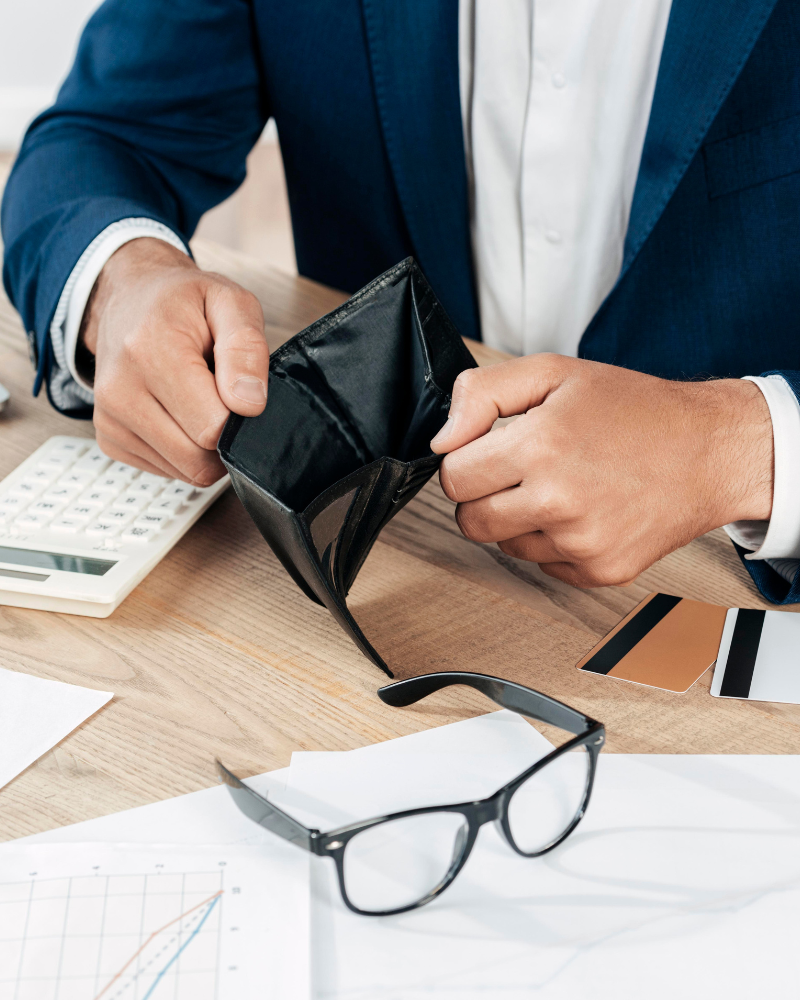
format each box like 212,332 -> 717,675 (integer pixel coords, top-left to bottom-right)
578,593 -> 728,694
711,608 -> 800,703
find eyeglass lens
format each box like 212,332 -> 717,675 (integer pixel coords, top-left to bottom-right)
343,811 -> 468,913
506,744 -> 591,855
341,745 -> 591,912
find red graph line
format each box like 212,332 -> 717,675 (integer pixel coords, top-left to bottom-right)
92,889 -> 224,1000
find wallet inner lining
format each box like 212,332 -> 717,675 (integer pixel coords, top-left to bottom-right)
225,267 -> 452,512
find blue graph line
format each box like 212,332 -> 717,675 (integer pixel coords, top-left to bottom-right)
140,895 -> 221,1000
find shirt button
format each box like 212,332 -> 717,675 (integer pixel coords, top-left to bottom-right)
552,73 -> 566,89
545,229 -> 562,244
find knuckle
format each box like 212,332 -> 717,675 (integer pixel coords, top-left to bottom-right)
188,461 -> 223,488
452,367 -> 481,400
239,288 -> 263,316
194,424 -> 222,451
218,326 -> 268,365
534,484 -> 572,522
439,459 -> 470,503
92,410 -> 112,438
563,524 -> 605,562
92,381 -> 117,414
537,351 -> 567,370
121,329 -> 143,358
215,281 -> 264,318
581,559 -> 632,589
93,433 -> 125,465
497,536 -> 527,560
454,503 -> 486,542
178,445 -> 225,486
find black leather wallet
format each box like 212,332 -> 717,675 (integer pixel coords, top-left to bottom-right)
218,258 -> 476,676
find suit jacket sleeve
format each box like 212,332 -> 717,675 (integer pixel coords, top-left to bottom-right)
0,0 -> 267,407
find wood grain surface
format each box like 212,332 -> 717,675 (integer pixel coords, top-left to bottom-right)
0,237 -> 797,843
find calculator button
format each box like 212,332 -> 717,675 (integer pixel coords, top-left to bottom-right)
125,480 -> 163,498
63,504 -> 96,521
139,472 -> 171,487
75,449 -> 112,474
51,517 -> 84,533
133,511 -> 171,530
29,501 -> 63,518
8,481 -> 45,500
96,508 -> 136,526
112,492 -> 150,512
78,489 -> 111,508
108,462 -> 139,480
41,485 -> 81,505
24,467 -> 60,486
161,483 -> 197,501
50,441 -> 89,459
149,496 -> 184,514
37,453 -> 73,472
57,469 -> 97,489
85,520 -> 122,538
0,496 -> 27,513
0,509 -> 15,525
91,474 -> 130,494
15,512 -> 53,529
120,525 -> 157,544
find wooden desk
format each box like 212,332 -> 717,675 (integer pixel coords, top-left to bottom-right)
0,239 -> 797,843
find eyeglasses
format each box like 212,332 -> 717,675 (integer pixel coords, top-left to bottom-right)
217,671 -> 604,916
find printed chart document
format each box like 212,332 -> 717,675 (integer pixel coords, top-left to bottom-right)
0,666 -> 112,789
15,769 -> 310,998
0,842 -> 309,1000
284,713 -> 800,1000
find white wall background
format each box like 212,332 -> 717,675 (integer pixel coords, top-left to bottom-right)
0,0 -> 296,271
0,0 -> 103,149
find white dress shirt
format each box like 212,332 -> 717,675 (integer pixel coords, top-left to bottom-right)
48,0 -> 800,580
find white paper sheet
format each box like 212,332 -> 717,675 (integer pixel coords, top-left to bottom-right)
0,841 -> 309,1000
0,666 -> 112,789
19,702 -> 800,999
285,720 -> 800,999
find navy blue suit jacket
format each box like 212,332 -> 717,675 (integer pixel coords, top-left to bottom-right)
2,0 -> 800,603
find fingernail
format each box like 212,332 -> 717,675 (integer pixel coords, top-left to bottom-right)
232,376 -> 266,404
431,416 -> 455,450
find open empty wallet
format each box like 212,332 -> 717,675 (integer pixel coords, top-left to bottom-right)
218,258 -> 477,676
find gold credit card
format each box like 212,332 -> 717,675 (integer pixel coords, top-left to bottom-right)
577,593 -> 728,693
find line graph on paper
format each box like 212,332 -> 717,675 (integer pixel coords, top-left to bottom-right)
1,868 -> 226,1000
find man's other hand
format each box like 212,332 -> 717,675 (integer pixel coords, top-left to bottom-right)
431,354 -> 774,588
80,238 -> 269,484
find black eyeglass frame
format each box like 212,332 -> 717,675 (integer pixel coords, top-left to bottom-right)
216,671 -> 604,916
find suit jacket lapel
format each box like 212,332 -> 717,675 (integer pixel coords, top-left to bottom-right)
622,0 -> 779,280
361,0 -> 479,340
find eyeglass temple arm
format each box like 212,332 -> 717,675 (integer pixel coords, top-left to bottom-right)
378,671 -> 597,736
216,759 -> 316,851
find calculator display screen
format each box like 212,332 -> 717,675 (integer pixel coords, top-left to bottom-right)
0,545 -> 116,577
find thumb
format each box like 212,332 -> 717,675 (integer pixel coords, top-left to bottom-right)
206,281 -> 270,416
430,354 -> 565,453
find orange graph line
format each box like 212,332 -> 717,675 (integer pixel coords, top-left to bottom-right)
92,888 -> 224,1000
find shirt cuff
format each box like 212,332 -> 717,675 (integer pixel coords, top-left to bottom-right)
723,374 -> 800,561
48,219 -> 188,407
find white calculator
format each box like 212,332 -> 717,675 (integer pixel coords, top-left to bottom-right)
0,436 -> 229,617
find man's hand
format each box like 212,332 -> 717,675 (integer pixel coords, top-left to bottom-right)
431,354 -> 774,588
80,238 -> 269,484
